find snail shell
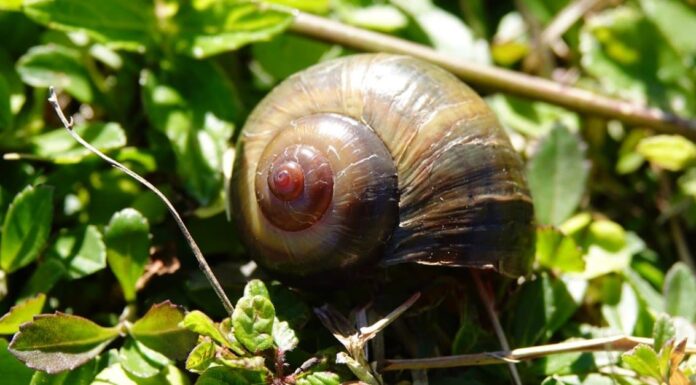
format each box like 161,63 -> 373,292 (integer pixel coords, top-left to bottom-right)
230,54 -> 534,282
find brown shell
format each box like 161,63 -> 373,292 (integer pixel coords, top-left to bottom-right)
230,54 -> 534,281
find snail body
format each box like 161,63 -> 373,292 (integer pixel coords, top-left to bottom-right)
230,54 -> 534,282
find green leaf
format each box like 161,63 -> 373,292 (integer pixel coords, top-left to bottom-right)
185,340 -> 216,373
296,372 -> 341,385
232,295 -> 275,353
337,4 -> 407,32
92,363 -> 189,385
29,359 -> 100,385
105,208 -> 150,302
251,34 -> 339,86
265,0 -> 329,13
195,366 -> 265,385
141,58 -> 239,205
622,344 -> 662,379
1,185 -> 54,273
180,310 -> 230,349
586,219 -> 626,252
391,0 -> 490,63
527,124 -> 588,226
8,313 -> 120,373
0,75 -> 11,130
0,293 -> 46,334
23,0 -> 155,51
488,95 -> 580,138
119,338 -> 169,379
46,225 -> 106,280
174,0 -> 292,59
535,227 -> 585,273
653,313 -> 676,350
663,262 -> 696,321
243,279 -> 269,299
0,338 -> 34,385
218,355 -> 266,371
19,258 -> 66,299
636,135 -> 696,171
130,301 -> 197,360
580,6 -> 695,117
511,272 -> 580,346
32,123 -> 126,164
16,45 -> 93,103
601,281 -> 639,334
272,319 -> 298,351
638,0 -> 696,56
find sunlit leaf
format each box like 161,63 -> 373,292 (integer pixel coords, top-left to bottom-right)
16,45 -> 93,102
664,262 -> 696,321
23,0 -> 155,51
527,124 -> 588,226
32,123 -> 126,164
9,313 -> 119,373
636,135 -> 696,171
174,0 -> 292,59
105,208 -> 150,302
1,185 -> 54,273
130,301 -> 197,360
232,295 -> 275,353
0,293 -> 46,334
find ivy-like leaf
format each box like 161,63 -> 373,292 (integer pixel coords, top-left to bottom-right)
174,0 -> 292,59
527,124 -> 588,226
232,295 -> 275,353
23,0 -> 156,51
8,313 -> 120,373
130,301 -> 197,360
104,208 -> 150,302
0,293 -> 46,334
0,185 -> 54,273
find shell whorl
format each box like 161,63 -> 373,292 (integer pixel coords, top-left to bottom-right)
231,54 -> 535,281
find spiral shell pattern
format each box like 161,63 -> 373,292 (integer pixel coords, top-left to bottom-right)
230,54 -> 534,281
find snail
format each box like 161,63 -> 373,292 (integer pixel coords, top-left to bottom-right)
230,54 -> 535,283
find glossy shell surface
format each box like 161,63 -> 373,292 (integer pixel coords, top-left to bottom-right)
231,54 -> 534,280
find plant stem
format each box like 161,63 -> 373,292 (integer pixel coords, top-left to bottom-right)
47,87 -> 236,316
471,271 -> 521,385
287,11 -> 696,140
381,335 -> 696,371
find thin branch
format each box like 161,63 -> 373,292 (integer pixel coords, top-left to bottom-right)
381,335 -> 696,371
286,11 -> 696,140
541,0 -> 602,51
472,271 -> 521,385
47,87 -> 236,316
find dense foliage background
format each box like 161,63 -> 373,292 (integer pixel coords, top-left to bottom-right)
1,0 -> 696,384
